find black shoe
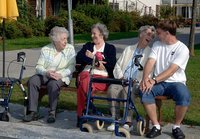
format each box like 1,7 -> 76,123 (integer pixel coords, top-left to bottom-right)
23,112 -> 39,122
76,116 -> 87,127
76,116 -> 81,127
172,128 -> 185,139
146,126 -> 161,138
47,111 -> 56,123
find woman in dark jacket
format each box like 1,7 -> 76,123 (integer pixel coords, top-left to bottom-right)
76,23 -> 116,127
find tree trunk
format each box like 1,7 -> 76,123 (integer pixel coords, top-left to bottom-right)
189,0 -> 197,56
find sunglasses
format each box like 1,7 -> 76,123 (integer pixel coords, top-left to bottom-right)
134,55 -> 143,71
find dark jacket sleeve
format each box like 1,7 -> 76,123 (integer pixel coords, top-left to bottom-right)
76,42 -> 94,72
103,43 -> 117,78
76,42 -> 117,78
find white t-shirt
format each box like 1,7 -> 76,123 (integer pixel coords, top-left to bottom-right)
149,40 -> 189,84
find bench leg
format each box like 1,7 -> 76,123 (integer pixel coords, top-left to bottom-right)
145,114 -> 150,133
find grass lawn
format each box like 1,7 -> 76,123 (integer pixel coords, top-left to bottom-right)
1,33 -> 199,126
0,31 -> 138,51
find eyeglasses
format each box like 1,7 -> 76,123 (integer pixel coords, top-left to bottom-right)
134,55 -> 143,71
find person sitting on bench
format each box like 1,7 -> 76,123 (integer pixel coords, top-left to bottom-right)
76,23 -> 117,127
140,20 -> 191,139
23,26 -> 76,123
107,25 -> 156,131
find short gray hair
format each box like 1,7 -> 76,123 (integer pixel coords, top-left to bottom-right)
49,26 -> 69,42
91,23 -> 109,40
138,25 -> 156,39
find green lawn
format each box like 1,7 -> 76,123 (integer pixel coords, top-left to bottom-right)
1,34 -> 199,126
0,31 -> 138,51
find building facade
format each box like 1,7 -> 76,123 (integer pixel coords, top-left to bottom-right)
27,0 -> 60,19
162,0 -> 200,19
109,0 -> 161,16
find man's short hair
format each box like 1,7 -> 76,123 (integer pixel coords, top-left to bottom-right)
156,20 -> 177,36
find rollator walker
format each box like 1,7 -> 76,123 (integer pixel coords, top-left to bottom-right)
79,54 -> 146,138
0,52 -> 28,121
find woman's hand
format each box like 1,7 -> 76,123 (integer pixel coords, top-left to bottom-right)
47,70 -> 62,80
96,61 -> 107,70
85,50 -> 94,59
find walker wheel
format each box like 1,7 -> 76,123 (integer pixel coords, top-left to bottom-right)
81,123 -> 93,133
95,120 -> 104,130
0,112 -> 10,122
118,127 -> 131,139
136,120 -> 146,136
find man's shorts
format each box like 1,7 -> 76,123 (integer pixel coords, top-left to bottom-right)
140,82 -> 191,106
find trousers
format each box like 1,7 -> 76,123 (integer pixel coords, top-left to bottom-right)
107,83 -> 139,122
77,71 -> 108,117
27,74 -> 65,112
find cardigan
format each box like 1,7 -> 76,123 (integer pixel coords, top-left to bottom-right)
76,42 -> 117,78
113,43 -> 151,82
36,43 -> 76,85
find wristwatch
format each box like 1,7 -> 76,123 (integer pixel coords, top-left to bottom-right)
152,77 -> 157,84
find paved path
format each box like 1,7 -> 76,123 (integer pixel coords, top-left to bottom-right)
0,103 -> 199,139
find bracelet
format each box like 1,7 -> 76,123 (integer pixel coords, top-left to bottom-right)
152,77 -> 157,84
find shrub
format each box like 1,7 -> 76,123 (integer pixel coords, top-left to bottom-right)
44,16 -> 67,35
31,19 -> 45,36
16,22 -> 33,38
4,21 -> 23,39
72,11 -> 100,34
135,14 -> 159,28
75,4 -> 113,24
17,2 -> 45,37
108,11 -> 140,32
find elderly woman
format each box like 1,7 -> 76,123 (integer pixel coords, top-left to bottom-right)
107,25 -> 156,131
76,23 -> 117,127
23,26 -> 76,123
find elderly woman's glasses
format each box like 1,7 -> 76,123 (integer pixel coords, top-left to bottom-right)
134,55 -> 143,71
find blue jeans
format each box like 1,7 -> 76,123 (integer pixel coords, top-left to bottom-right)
140,82 -> 191,106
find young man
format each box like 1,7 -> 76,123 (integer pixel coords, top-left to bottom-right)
140,20 -> 190,139
107,25 -> 156,131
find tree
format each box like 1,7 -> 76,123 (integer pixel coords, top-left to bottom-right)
189,0 -> 197,56
159,5 -> 175,19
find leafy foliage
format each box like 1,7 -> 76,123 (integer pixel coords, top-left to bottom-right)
4,21 -> 23,39
160,5 -> 176,19
72,11 -> 100,34
44,16 -> 67,36
75,4 -> 113,24
1,1 -> 159,39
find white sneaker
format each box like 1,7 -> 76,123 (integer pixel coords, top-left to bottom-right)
107,123 -> 115,131
123,123 -> 133,131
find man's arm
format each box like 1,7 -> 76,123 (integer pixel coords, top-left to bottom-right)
140,58 -> 156,92
151,63 -> 179,84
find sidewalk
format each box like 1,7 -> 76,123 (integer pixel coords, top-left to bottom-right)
0,103 -> 199,139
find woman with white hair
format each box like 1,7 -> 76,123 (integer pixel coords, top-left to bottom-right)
23,26 -> 76,123
106,25 -> 156,131
76,23 -> 117,127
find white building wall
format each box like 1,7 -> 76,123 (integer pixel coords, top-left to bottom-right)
109,0 -> 161,16
162,0 -> 200,19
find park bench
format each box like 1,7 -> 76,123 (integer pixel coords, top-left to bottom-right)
29,64 -> 170,131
